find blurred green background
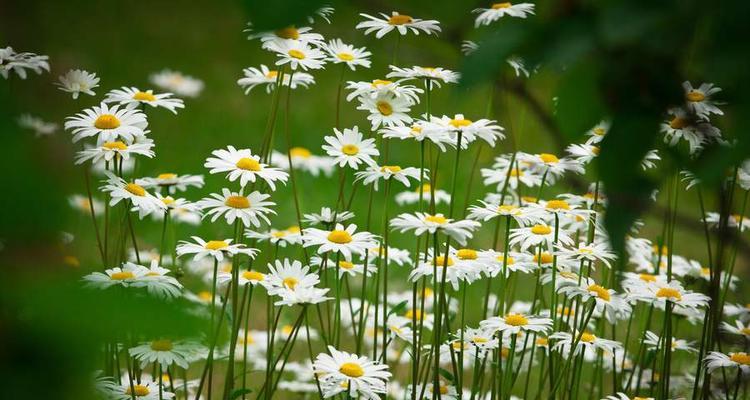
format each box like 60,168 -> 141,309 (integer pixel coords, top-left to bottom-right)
2,0 -> 748,398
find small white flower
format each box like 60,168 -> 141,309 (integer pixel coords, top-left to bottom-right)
196,188 -> 276,227
204,146 -> 288,190
104,86 -> 185,114
266,40 -> 326,71
354,165 -> 422,190
683,81 -> 723,119
65,102 -> 148,144
176,237 -> 258,262
356,12 -> 440,38
57,69 -> 99,99
100,173 -> 167,219
390,212 -> 481,246
303,223 -> 378,259
313,346 -> 391,399
18,114 -> 57,137
357,93 -> 414,130
150,69 -> 204,98
75,138 -> 155,165
238,64 -> 315,93
473,2 -> 535,27
322,126 -> 380,169
324,39 -> 371,70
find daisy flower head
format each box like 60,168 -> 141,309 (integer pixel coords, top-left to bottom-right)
722,320 -> 750,339
626,280 -> 709,311
312,256 -> 374,279
704,351 -> 750,374
127,261 -> 184,299
104,86 -> 185,114
409,248 -> 482,290
149,69 -> 204,97
346,79 -> 423,104
550,330 -> 622,357
275,285 -> 332,306
365,245 -> 412,266
390,212 -> 481,246
322,126 -> 379,169
261,258 -> 320,294
303,207 -> 355,226
218,268 -> 268,289
566,143 -> 600,164
134,173 -> 204,194
303,223 -> 377,259
100,173 -> 167,219
245,225 -> 303,247
508,223 -> 574,252
176,236 -> 258,262
82,262 -> 148,290
204,146 -> 288,190
357,93 -> 414,130
422,114 -> 505,147
313,346 -> 391,399
266,39 -> 326,71
519,152 -> 585,181
74,138 -> 155,165
407,382 -> 459,400
68,194 -> 103,215
555,240 -> 615,269
238,65 -> 315,94
57,69 -> 99,99
0,46 -> 49,79
661,107 -> 722,155
473,3 -> 535,27
324,39 -> 371,70
467,201 -> 543,225
270,147 -> 335,176
380,121 -> 454,151
643,331 -> 696,353
106,379 -> 175,400
356,12 -> 440,38
557,279 -> 631,323
65,102 -> 148,144
149,194 -> 201,223
387,65 -> 460,88
129,339 -> 198,369
480,313 -> 553,336
196,188 -> 276,227
246,25 -> 325,49
394,183 -> 451,206
683,81 -> 723,119
354,164 -> 422,190
18,114 -> 58,137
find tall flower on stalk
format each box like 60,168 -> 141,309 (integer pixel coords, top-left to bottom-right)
322,126 -> 379,169
303,207 -> 354,226
150,69 -> 204,98
104,86 -> 185,114
270,147 -> 335,176
313,346 -> 391,399
0,46 -> 49,79
518,152 -> 585,182
480,312 -> 553,336
130,261 -> 184,299
266,39 -> 326,71
245,225 -> 303,247
246,25 -> 325,49
549,330 -> 622,357
354,164 -> 422,190
554,240 -> 616,269
661,107 -> 722,155
100,173 -> 167,218
303,223 -> 377,259
176,237 -> 258,262
422,114 -> 505,146
262,258 -> 320,295
394,183 -> 451,206
74,138 -> 155,165
355,12 -> 440,38
557,278 -> 631,323
129,339 -> 200,369
381,121 -> 454,152
204,146 -> 288,190
56,69 -> 99,99
357,93 -> 414,130
626,280 -> 709,311
643,331 -> 696,353
135,173 -> 204,194
409,248 -> 482,290
274,286 -> 332,306
238,64 -> 315,93
682,81 -> 723,119
390,212 -> 481,246
704,351 -> 750,373
83,262 -> 149,289
467,202 -> 543,225
387,65 -> 460,89
98,379 -> 175,400
323,39 -> 371,70
508,223 -> 574,251
346,79 -> 422,103
196,188 -> 275,227
473,3 -> 535,26
65,102 -> 148,144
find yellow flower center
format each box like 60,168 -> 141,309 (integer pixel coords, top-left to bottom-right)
337,52 -> 355,61
492,2 -> 512,9
388,14 -> 413,25
272,231 -> 287,238
741,328 -> 750,336
150,339 -> 173,351
290,147 -> 311,158
339,261 -> 355,270
434,256 -> 454,267
341,144 -> 359,156
411,124 -> 423,135
580,332 -> 596,343
522,196 -> 538,203
236,157 -> 262,171
376,101 -> 393,116
498,204 -> 518,214
593,127 -> 606,136
288,49 -> 306,60
265,70 -> 279,79
282,325 -> 294,335
204,240 -> 229,250
539,153 -> 559,163
339,362 -> 364,378
380,165 -> 402,173
125,183 -> 146,197
94,114 -> 120,130
103,141 -> 128,150
670,116 -> 689,129
405,309 -> 424,320
509,168 -> 523,177
655,287 -> 683,301
424,214 -> 447,224
287,225 -> 300,233
560,271 -> 578,280
587,284 -> 611,302
534,252 -> 554,264
730,352 -> 750,365
157,173 -> 177,180
372,79 -> 393,87
531,224 -> 552,235
473,336 -> 489,344
496,255 -> 516,264
546,200 -> 570,210
133,91 -> 156,101
110,271 -> 134,280
197,291 -> 212,301
162,197 -> 175,205
275,26 -> 299,40
504,313 -> 529,326
449,118 -> 472,128
686,91 -> 705,102
327,230 -> 353,244
283,277 -> 299,290
639,274 -> 656,282
457,248 -> 477,260
536,337 -> 549,346
225,195 -> 250,209
418,183 -> 431,193
242,270 -> 265,281
126,384 -> 151,396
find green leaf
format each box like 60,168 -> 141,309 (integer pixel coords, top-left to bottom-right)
230,388 -> 253,400
387,300 -> 408,318
553,61 -> 606,140
438,367 -> 455,383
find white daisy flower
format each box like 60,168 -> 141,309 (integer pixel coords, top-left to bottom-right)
467,202 -> 543,225
480,313 -> 553,336
683,81 -> 723,119
82,262 -> 148,290
238,65 -> 315,94
357,93 -> 414,130
661,107 -> 722,154
100,173 -> 167,218
134,173 -> 204,194
204,146 -> 289,190
303,223 -> 378,259
303,207 -> 355,226
354,165 -> 422,190
74,138 -> 155,165
311,256 -> 374,278
390,212 -> 481,246
626,280 -> 709,311
270,147 -> 335,176
68,194 -> 103,215
313,346 -> 391,399
324,39 -> 371,70
246,25 -> 325,49
106,379 -> 175,400
65,102 -> 148,144
566,143 -> 599,164
557,279 -> 631,323
473,2 -> 535,27
409,248 -> 482,290
129,339 -> 198,369
365,245 -> 412,266
643,330 -> 696,353
704,351 -> 750,374
57,69 -> 99,99
387,65 -> 460,88
104,86 -> 185,114
722,320 -> 750,338
356,12 -> 440,38
17,114 -> 57,137
422,114 -> 505,146
555,241 -> 615,269
407,382 -> 459,400
217,268 -> 267,289
129,261 -> 183,299
196,188 -> 276,227
518,152 -> 585,181
322,126 -> 380,169
176,237 -> 258,262
0,46 -> 49,79
550,331 -> 622,357
394,184 -> 451,206
274,286 -> 331,306
266,39 -> 326,71
149,69 -> 204,98
346,79 -> 423,103
245,225 -> 303,247
380,121 -> 454,151
508,223 -> 574,251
